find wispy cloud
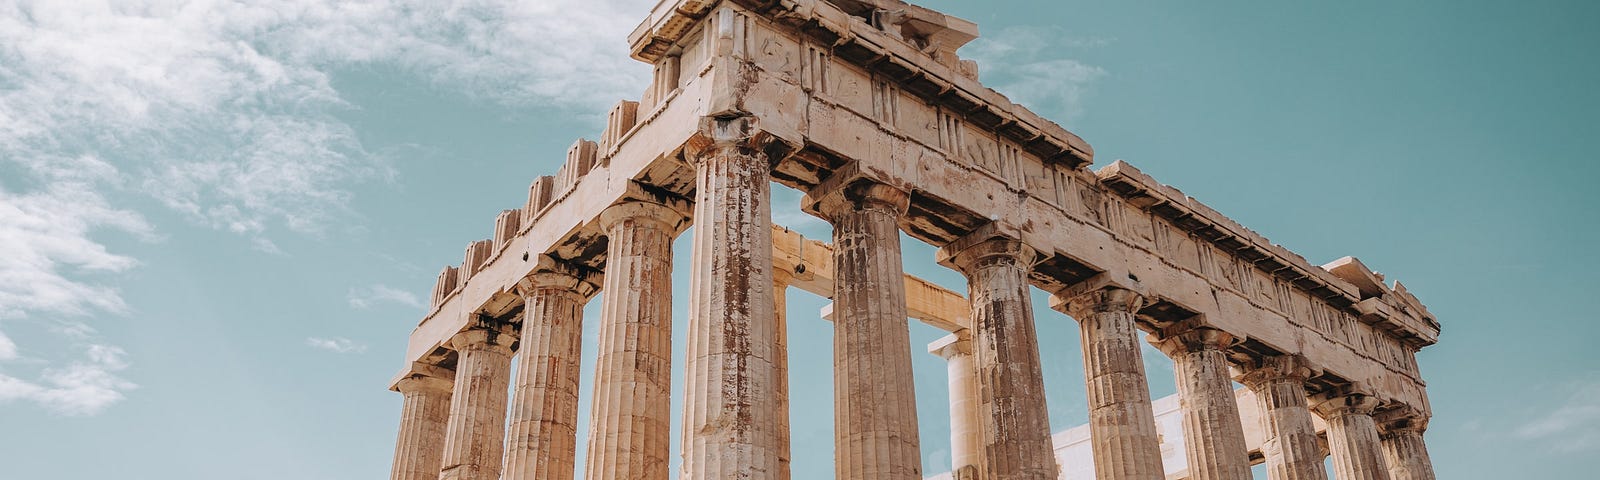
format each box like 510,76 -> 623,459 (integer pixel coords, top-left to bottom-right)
1514,377 -> 1600,453
0,0 -> 653,414
961,26 -> 1110,123
0,343 -> 137,416
348,285 -> 425,310
306,337 -> 368,354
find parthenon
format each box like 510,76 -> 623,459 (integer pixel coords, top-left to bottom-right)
386,1 -> 1441,479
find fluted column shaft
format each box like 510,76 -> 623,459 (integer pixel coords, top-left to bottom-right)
816,183 -> 922,480
1061,289 -> 1164,480
390,373 -> 453,480
773,269 -> 793,480
680,138 -> 781,479
944,238 -> 1055,480
504,269 -> 593,480
1380,424 -> 1435,480
439,324 -> 517,480
1154,326 -> 1251,480
584,202 -> 685,480
1238,355 -> 1327,480
930,334 -> 983,480
1314,392 -> 1391,480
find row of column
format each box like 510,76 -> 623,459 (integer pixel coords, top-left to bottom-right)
390,125 -> 1435,480
933,284 -> 1437,480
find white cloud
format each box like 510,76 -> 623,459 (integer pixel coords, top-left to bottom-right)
0,0 -> 655,414
1,0 -> 653,246
348,284 -> 425,310
961,26 -> 1109,122
0,329 -> 17,361
0,156 -> 151,320
0,343 -> 136,416
306,337 -> 367,354
1514,378 -> 1600,453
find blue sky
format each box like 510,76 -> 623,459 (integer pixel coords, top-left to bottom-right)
0,0 -> 1594,478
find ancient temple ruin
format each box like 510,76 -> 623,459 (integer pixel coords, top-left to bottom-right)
386,1 -> 1441,479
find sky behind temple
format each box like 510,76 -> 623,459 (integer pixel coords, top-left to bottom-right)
1,0 -> 1595,478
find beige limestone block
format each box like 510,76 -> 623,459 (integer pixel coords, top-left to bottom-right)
773,268 -> 793,480
813,182 -> 923,480
930,333 -> 983,478
1060,288 -> 1165,480
679,129 -> 783,480
390,372 -> 453,480
1312,388 -> 1392,480
1153,325 -> 1252,480
438,323 -> 517,480
1238,355 -> 1328,480
503,267 -> 596,480
583,201 -> 688,480
942,237 -> 1057,480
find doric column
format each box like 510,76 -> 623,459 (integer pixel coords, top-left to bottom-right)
1377,410 -> 1435,480
389,364 -> 454,480
773,268 -> 794,480
438,319 -> 517,480
1237,355 -> 1327,480
1312,387 -> 1392,480
583,201 -> 688,480
1058,288 -> 1165,480
1152,323 -> 1251,480
809,181 -> 922,480
929,333 -> 983,480
679,120 -> 786,479
503,262 -> 598,480
938,232 -> 1056,480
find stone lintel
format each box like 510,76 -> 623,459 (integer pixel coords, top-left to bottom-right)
1097,160 -> 1440,347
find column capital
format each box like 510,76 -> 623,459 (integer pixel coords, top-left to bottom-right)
514,255 -> 601,300
684,115 -> 798,165
801,163 -> 911,221
448,319 -> 517,354
1236,354 -> 1320,389
1311,383 -> 1384,419
395,374 -> 454,395
598,192 -> 692,234
1150,319 -> 1241,357
1055,286 -> 1146,320
928,331 -> 973,360
1375,406 -> 1430,437
935,223 -> 1038,275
